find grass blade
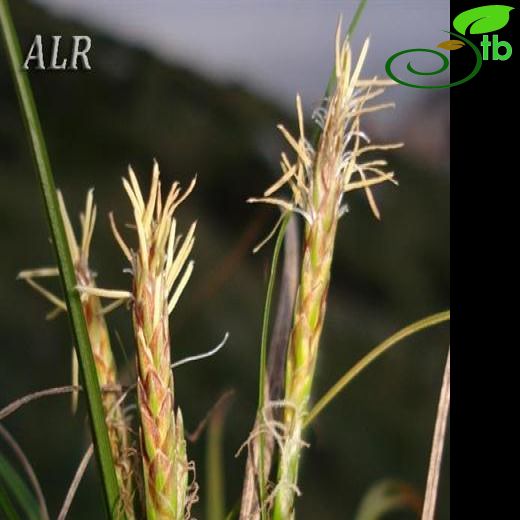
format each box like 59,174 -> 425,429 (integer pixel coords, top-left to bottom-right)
0,2 -> 122,517
255,213 -> 290,518
421,348 -> 450,520
0,451 -> 40,520
224,503 -> 239,520
206,422 -> 225,520
0,424 -> 49,520
256,216 -> 291,415
0,480 -> 21,520
240,215 -> 299,520
206,394 -> 233,520
304,311 -> 450,427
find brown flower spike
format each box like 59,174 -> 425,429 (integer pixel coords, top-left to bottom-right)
18,191 -> 135,519
101,163 -> 197,520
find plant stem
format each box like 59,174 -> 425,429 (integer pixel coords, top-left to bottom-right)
0,2 -> 122,517
256,214 -> 290,520
206,395 -> 233,520
421,348 -> 450,520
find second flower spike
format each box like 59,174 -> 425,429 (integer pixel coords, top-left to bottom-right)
111,162 -> 197,520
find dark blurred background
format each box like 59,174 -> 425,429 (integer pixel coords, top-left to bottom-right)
0,1 -> 449,519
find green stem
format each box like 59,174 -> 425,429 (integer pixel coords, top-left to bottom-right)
206,412 -> 226,520
270,3 -> 370,518
304,311 -> 450,428
249,3 -> 370,518
256,213 -> 290,520
0,2 -> 122,518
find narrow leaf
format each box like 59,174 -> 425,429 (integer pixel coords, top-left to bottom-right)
0,451 -> 40,520
255,212 -> 290,519
0,2 -> 122,517
224,503 -> 239,520
304,311 -> 450,427
421,349 -> 450,520
0,481 -> 20,520
206,395 -> 233,520
0,424 -> 49,520
239,215 -> 299,519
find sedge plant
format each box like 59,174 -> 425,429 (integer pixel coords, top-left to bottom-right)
0,0 -> 452,518
0,1 -> 123,514
83,163 -> 198,520
248,23 -> 402,519
18,191 -> 135,519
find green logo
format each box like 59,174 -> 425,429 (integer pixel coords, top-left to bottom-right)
386,5 -> 514,89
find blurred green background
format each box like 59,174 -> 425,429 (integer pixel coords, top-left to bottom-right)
0,1 -> 449,519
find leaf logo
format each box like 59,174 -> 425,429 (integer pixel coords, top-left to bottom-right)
437,39 -> 466,51
453,5 -> 514,35
386,4 -> 513,89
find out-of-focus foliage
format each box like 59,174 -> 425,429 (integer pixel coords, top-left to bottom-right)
0,450 -> 39,520
354,479 -> 422,520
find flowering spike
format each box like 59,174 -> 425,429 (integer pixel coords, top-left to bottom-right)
113,163 -> 197,519
19,192 -> 135,519
246,27 -> 403,520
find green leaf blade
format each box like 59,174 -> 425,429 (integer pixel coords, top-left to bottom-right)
0,2 -> 123,518
0,481 -> 20,520
206,395 -> 233,520
0,452 -> 40,520
304,311 -> 450,428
